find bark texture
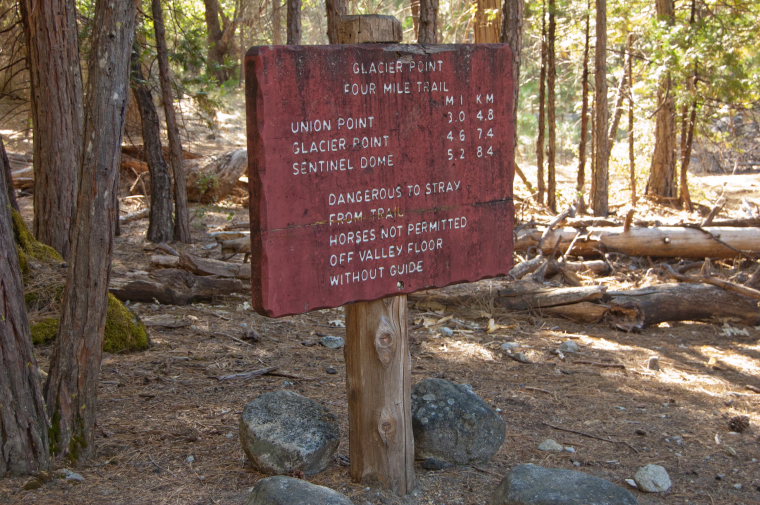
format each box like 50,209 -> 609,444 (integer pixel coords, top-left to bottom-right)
592,0 -> 609,216
646,0 -> 677,199
417,0 -> 438,44
45,0 -> 136,462
153,0 -> 191,242
576,1 -> 590,213
203,0 -> 234,82
536,1 -> 547,204
546,0 -> 557,212
21,0 -> 83,258
0,135 -> 50,477
287,0 -> 302,44
1,135 -> 18,210
325,0 -> 348,44
475,0 -> 501,43
130,47 -> 174,243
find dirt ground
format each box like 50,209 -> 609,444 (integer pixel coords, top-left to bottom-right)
2,98 -> 759,505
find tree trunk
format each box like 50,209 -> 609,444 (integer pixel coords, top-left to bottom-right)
592,0 -> 609,216
44,0 -> 136,462
627,33 -> 636,203
576,1 -> 590,214
20,0 -> 83,259
418,0 -> 438,44
646,0 -> 677,199
272,0 -> 283,45
203,0 -> 230,82
501,0 -> 525,195
500,0 -> 524,116
475,0 -> 501,43
411,0 -> 420,39
287,0 -> 302,44
546,0 -> 557,212
325,0 -> 348,44
680,97 -> 696,210
1,135 -> 18,211
130,45 -> 174,243
536,0 -> 547,205
153,0 -> 192,243
0,134 -> 50,477
607,39 -> 632,150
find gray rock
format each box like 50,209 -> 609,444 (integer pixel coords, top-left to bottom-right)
240,391 -> 339,476
633,464 -> 671,493
501,342 -> 520,351
558,341 -> 580,353
538,439 -> 564,452
58,468 -> 85,482
246,476 -> 354,505
491,464 -> 637,505
320,336 -> 345,349
412,378 -> 505,464
421,457 -> 454,470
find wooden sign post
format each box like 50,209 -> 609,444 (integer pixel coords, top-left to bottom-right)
244,15 -> 514,495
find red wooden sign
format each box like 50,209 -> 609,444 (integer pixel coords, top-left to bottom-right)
245,44 -> 515,317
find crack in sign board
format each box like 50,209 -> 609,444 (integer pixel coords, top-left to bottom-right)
245,44 -> 515,317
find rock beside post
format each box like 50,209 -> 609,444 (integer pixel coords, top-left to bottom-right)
245,476 -> 354,505
240,391 -> 339,476
491,464 -> 638,505
412,378 -> 505,465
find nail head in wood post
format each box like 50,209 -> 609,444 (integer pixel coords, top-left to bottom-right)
337,14 -> 414,496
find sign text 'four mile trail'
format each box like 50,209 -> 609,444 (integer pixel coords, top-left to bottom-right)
245,44 -> 515,317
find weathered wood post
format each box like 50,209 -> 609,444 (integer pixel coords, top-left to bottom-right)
245,20 -> 514,499
334,15 -> 415,495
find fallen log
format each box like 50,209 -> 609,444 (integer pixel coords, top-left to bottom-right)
497,283 -> 607,311
186,149 -> 247,203
110,268 -> 245,305
220,236 -> 251,257
605,283 -> 760,329
151,253 -> 251,280
516,226 -> 760,258
178,252 -> 251,279
533,283 -> 760,329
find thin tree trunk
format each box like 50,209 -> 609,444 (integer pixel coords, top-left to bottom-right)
592,0 -> 609,216
475,0 -> 501,43
325,0 -> 348,44
45,0 -> 136,462
646,0 -> 677,199
418,0 -> 438,43
20,0 -> 83,259
607,38 -> 632,150
679,0 -> 697,211
536,0 -> 547,204
0,135 -> 50,477
130,45 -> 174,243
501,0 -> 525,201
628,38 -> 636,204
203,0 -> 230,82
1,135 -> 18,211
152,0 -> 191,243
576,0 -> 590,214
680,94 -> 696,211
546,0 -> 557,212
272,0 -> 283,45
287,0 -> 302,44
411,0 -> 420,39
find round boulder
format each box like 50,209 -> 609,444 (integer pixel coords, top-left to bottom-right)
246,476 -> 354,505
412,378 -> 505,464
240,390 -> 339,476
